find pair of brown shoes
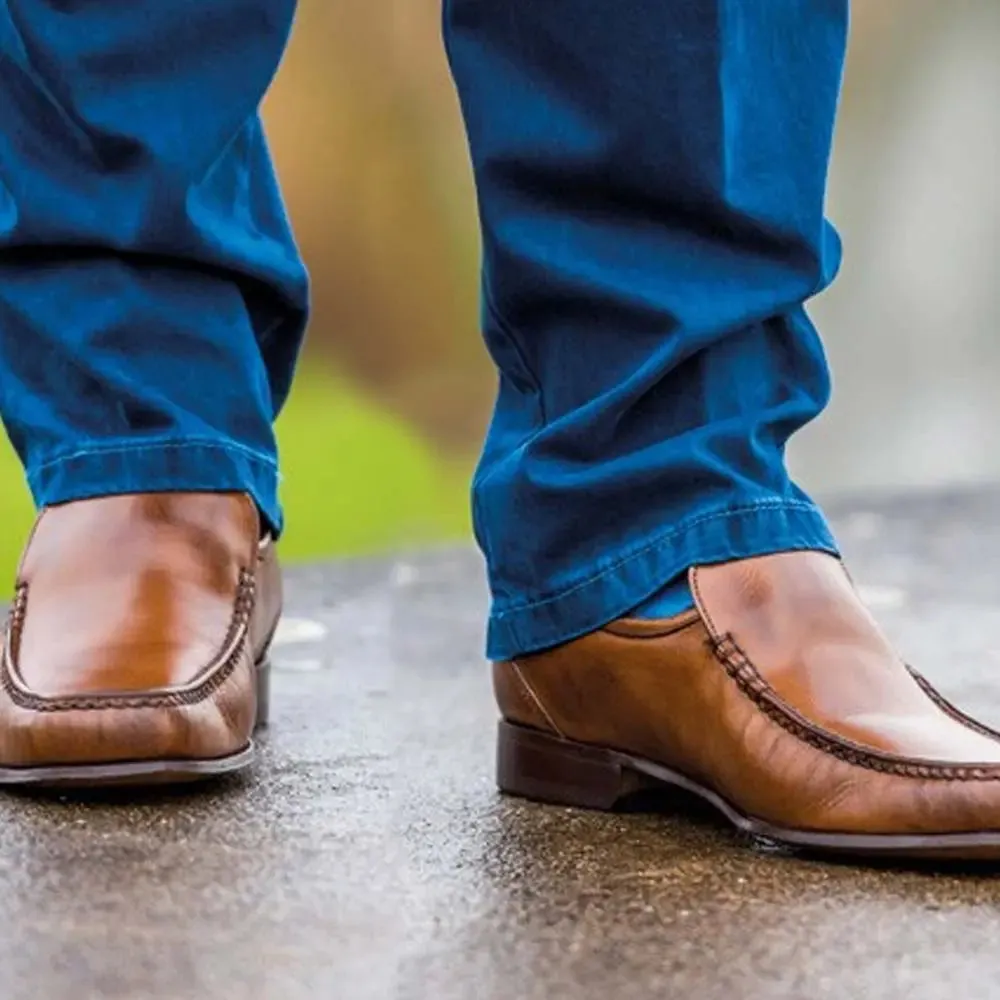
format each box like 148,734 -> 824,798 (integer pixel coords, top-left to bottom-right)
6,492 -> 1000,861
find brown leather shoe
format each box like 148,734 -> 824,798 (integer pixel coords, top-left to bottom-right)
0,492 -> 279,787
495,551 -> 1000,860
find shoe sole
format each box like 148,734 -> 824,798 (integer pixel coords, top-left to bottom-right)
497,721 -> 1000,861
0,658 -> 271,790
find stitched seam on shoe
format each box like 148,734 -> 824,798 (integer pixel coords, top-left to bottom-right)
711,634 -> 1000,781
910,667 -> 1000,744
602,611 -> 702,639
1,572 -> 255,713
509,659 -> 565,739
502,668 -> 554,735
689,566 -> 720,640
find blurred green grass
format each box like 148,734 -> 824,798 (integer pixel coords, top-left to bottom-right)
0,366 -> 474,585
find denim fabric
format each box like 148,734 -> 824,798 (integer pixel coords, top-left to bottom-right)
1,0 -> 848,660
632,573 -> 695,620
0,0 -> 307,533
444,0 -> 849,658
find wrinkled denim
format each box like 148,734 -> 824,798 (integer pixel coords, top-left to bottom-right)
445,0 -> 848,657
0,0 -> 307,533
0,0 -> 848,660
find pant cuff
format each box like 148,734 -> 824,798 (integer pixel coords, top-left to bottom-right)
25,439 -> 282,534
485,499 -> 838,660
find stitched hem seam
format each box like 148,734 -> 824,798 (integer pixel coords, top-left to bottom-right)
25,437 -> 283,535
495,499 -> 817,618
30,435 -> 277,476
485,499 -> 838,659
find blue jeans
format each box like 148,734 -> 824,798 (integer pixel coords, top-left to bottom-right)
0,0 -> 846,660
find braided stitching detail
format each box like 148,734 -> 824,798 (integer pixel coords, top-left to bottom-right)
0,572 -> 255,713
908,666 -> 1000,743
712,634 -> 1000,782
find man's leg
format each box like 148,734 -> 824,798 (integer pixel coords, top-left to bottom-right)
0,0 -> 306,529
0,1 -> 302,784
445,0 -> 843,659
447,0 -> 1000,860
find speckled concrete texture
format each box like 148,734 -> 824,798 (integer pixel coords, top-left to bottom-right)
5,488 -> 1000,1000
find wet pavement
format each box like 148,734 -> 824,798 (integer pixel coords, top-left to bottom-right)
6,488 -> 1000,999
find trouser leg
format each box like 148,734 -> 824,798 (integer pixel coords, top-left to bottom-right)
0,0 -> 307,532
444,0 -> 849,657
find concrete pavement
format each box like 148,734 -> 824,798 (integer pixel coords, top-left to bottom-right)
5,487 -> 1000,999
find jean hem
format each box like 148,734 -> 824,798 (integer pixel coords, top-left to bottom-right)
485,499 -> 838,660
25,439 -> 283,534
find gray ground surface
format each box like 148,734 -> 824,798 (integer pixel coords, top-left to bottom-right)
5,487 -> 1000,999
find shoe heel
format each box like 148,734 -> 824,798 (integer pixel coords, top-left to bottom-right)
497,720 -> 648,810
254,657 -> 271,730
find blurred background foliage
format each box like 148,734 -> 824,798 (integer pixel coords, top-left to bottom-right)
0,0 -> 997,577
